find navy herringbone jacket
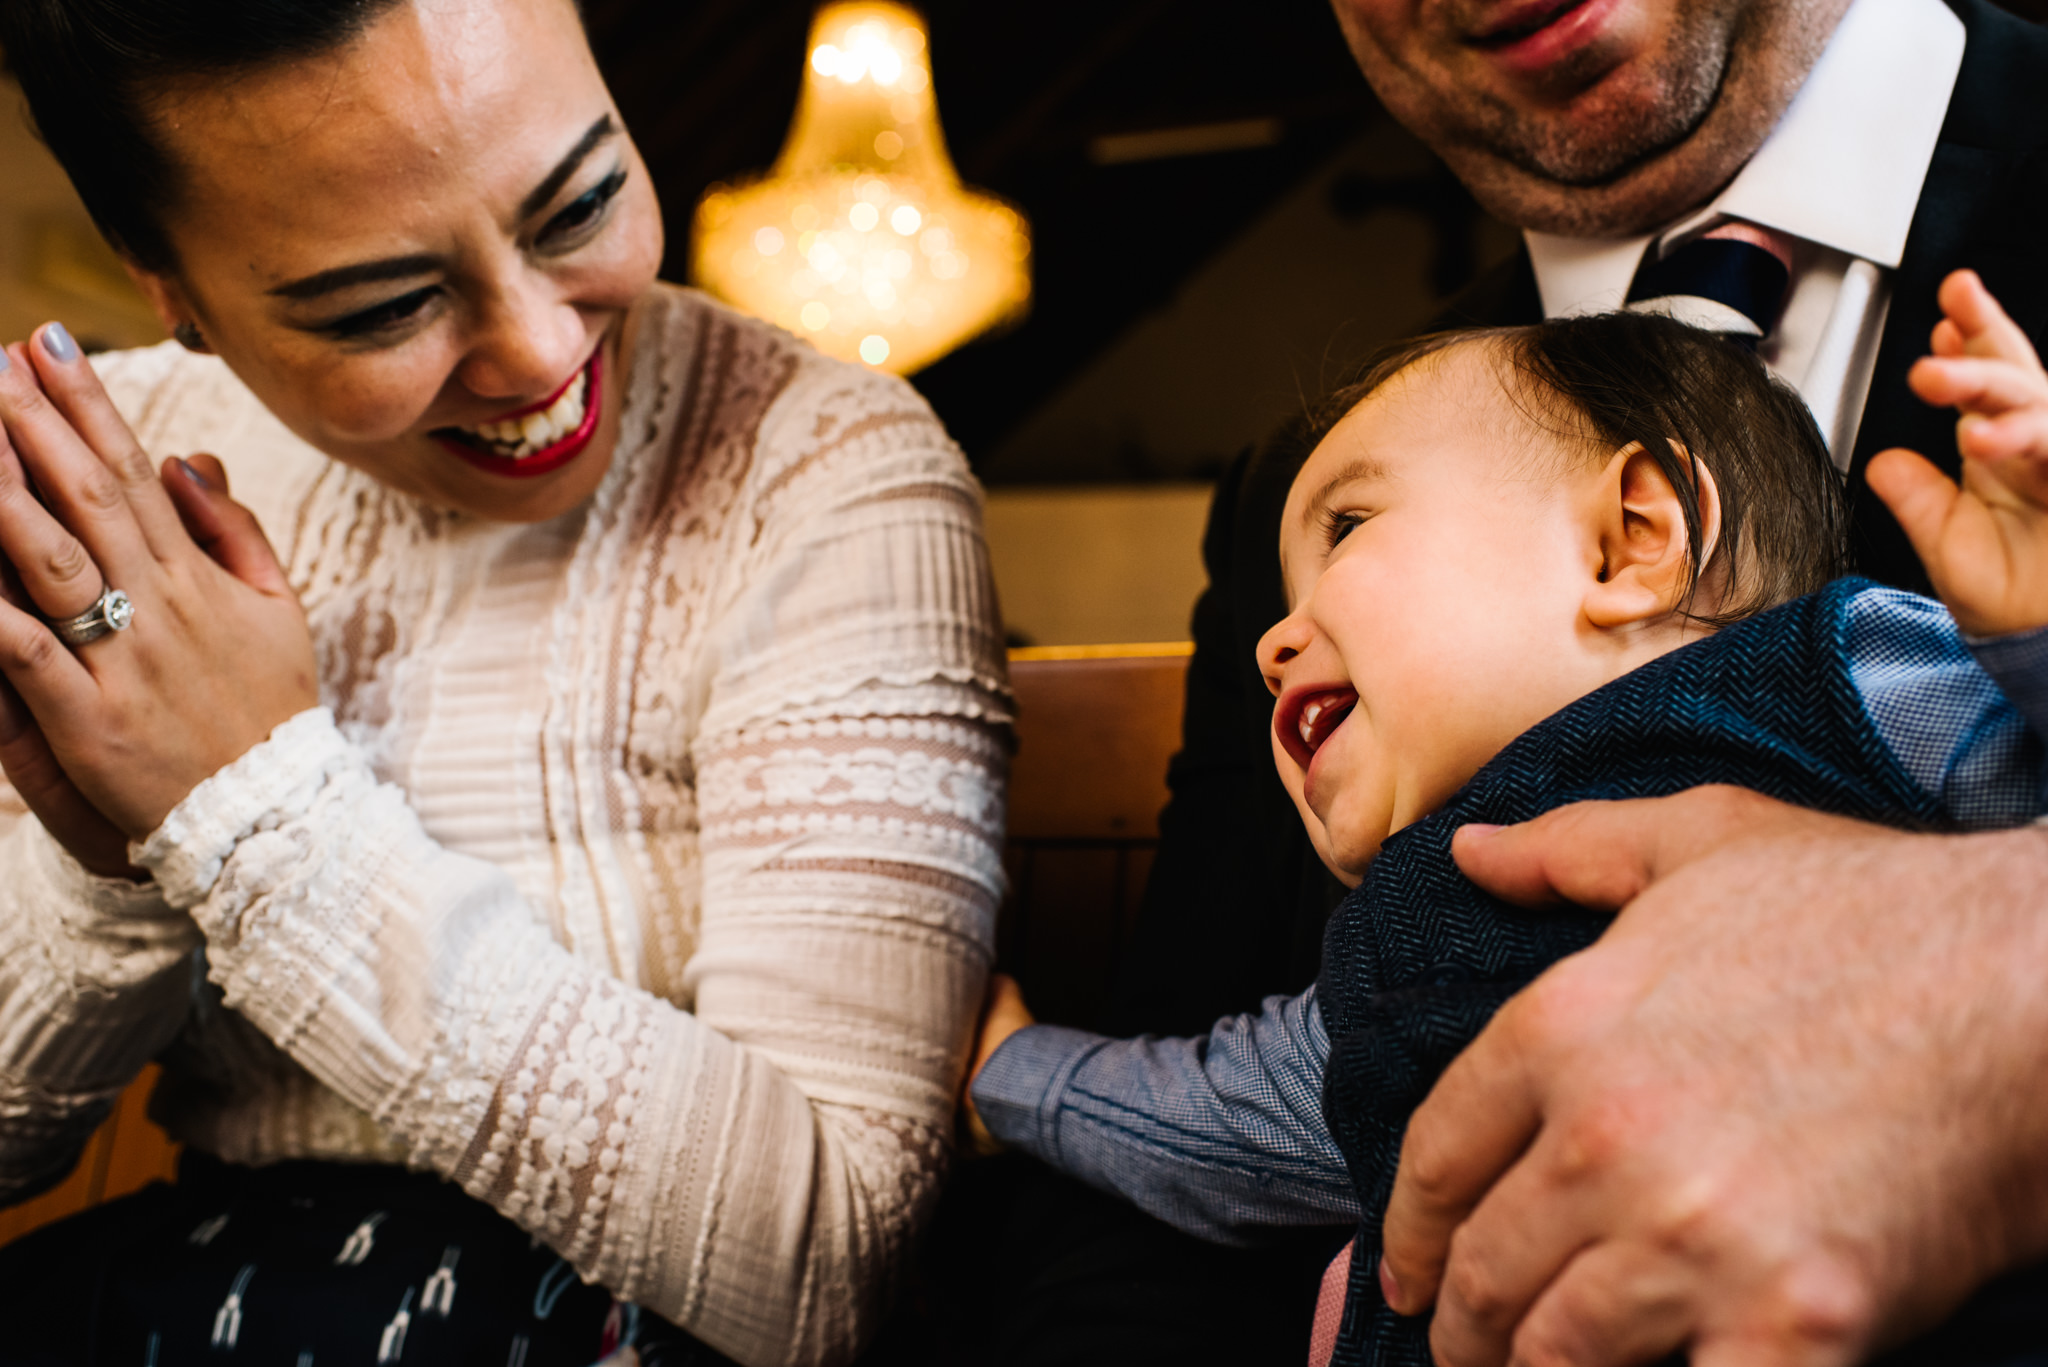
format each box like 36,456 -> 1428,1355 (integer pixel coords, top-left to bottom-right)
1316,577 -> 2014,1366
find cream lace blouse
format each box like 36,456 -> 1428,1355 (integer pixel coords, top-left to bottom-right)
0,285 -> 1010,1366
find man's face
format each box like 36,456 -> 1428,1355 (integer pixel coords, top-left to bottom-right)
1330,0 -> 1852,235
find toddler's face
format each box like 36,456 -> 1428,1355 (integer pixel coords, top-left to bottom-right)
1257,344 -> 1700,884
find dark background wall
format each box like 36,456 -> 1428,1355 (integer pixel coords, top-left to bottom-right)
585,0 -> 1481,483
585,0 -> 2048,489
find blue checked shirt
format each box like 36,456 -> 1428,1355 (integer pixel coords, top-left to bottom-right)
971,589 -> 2048,1246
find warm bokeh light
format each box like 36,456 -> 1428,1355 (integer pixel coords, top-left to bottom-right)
691,2 -> 1032,375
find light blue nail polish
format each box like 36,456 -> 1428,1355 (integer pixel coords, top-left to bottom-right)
0,348 -> 13,373
40,324 -> 77,363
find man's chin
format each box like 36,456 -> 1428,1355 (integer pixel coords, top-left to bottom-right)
1439,108 -> 1759,237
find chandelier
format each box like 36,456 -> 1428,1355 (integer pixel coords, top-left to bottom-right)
690,3 -> 1032,375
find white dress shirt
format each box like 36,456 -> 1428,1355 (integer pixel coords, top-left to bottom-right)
1524,0 -> 1965,467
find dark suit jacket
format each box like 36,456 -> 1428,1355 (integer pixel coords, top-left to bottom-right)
1110,0 -> 2048,1035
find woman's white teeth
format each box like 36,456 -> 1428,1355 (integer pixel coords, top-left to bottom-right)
459,368 -> 589,459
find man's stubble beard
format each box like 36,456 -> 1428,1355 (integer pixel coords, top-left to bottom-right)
1357,0 -> 1849,237
1461,8 -> 1734,185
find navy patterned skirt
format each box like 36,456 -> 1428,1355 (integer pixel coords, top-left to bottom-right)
0,1151 -> 737,1366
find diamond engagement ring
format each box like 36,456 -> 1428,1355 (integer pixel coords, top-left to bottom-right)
47,586 -> 134,648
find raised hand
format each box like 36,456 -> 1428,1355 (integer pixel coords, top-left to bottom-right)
0,326 -> 317,845
1867,270 -> 2048,637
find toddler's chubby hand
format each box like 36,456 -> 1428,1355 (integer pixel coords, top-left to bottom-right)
1869,269 -> 2048,637
961,972 -> 1035,1156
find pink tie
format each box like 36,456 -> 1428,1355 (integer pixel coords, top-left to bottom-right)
1307,1243 -> 1353,1367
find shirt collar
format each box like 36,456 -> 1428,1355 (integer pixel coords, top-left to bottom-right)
1524,0 -> 1963,319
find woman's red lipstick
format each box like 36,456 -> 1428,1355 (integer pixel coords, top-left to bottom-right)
433,349 -> 604,480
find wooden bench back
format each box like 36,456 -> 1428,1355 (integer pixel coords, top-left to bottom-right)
999,645 -> 1189,1030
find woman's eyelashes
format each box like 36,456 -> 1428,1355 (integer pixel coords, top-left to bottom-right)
322,285 -> 443,342
309,167 -> 628,343
537,167 -> 628,252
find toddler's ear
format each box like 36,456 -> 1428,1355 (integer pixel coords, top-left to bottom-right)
1583,440 -> 1722,630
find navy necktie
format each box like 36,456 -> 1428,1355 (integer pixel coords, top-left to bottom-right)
1626,221 -> 1793,348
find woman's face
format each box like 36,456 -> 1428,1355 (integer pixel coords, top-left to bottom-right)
134,0 -> 665,523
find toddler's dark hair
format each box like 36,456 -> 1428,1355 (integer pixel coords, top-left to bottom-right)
0,0 -> 414,273
1305,312 -> 1849,626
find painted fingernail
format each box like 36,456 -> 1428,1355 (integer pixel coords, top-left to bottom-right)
175,457 -> 213,490
39,323 -> 77,364
0,347 -> 13,374
1378,1254 -> 1403,1308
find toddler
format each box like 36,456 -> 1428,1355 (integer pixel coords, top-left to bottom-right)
967,270 -> 2048,1363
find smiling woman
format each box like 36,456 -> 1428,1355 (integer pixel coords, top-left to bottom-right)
0,2 -> 1008,1364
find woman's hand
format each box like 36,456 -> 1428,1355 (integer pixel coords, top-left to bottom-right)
0,327 -> 317,842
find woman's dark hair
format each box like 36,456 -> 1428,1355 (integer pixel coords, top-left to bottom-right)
0,0 -> 409,273
1303,312 -> 1850,626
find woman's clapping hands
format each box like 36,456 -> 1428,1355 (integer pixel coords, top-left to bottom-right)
0,325 -> 317,875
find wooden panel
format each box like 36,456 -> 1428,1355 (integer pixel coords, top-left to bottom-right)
1006,648 -> 1190,841
1000,645 -> 1188,1030
0,1064 -> 178,1249
100,1065 -> 180,1202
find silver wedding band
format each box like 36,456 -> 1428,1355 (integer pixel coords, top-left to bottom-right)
47,585 -> 134,647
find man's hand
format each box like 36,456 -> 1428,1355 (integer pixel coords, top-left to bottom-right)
961,972 -> 1036,1156
1868,270 -> 2048,637
1378,786 -> 2048,1367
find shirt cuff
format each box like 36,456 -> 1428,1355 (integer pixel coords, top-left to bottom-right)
31,821 -> 193,975
969,1023 -> 1109,1162
131,706 -> 355,908
1965,623 -> 2048,745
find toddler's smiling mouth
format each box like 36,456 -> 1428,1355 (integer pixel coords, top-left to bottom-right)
1276,685 -> 1358,771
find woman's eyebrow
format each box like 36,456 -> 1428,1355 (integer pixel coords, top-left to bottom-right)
269,253 -> 439,301
518,113 -> 619,220
267,114 -> 621,302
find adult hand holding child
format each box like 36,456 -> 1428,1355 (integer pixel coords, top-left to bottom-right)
1386,272 -> 2048,1367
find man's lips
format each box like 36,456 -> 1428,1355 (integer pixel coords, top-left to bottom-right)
1275,684 -> 1359,773
1465,0 -> 1624,76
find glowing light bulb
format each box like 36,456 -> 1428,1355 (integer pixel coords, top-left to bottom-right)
690,2 -> 1031,373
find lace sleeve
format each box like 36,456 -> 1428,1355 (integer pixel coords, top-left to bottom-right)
0,808 -> 197,1202
133,367 -> 1007,1366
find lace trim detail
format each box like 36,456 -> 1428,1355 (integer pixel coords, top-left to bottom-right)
458,972 -> 663,1263
134,708 -> 352,907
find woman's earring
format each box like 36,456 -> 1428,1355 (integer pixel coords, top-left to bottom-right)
172,322 -> 209,354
